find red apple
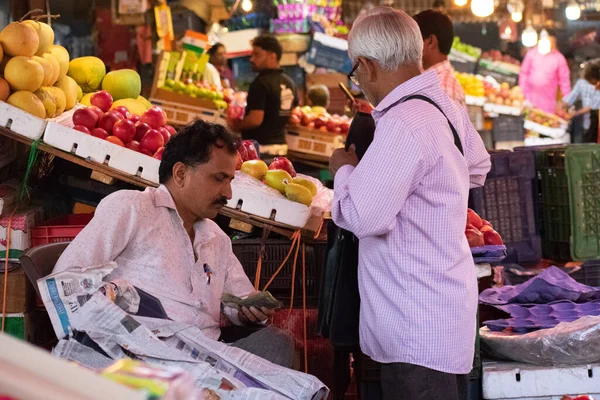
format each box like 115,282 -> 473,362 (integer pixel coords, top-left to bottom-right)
91,127 -> 109,139
164,125 -> 176,136
314,115 -> 328,129
134,121 -> 152,142
158,127 -> 172,145
87,106 -> 104,121
153,147 -> 165,160
326,119 -> 339,133
126,140 -> 141,152
226,104 -> 244,120
97,112 -> 121,134
139,148 -> 153,156
141,106 -> 167,129
113,106 -> 130,119
483,230 -> 503,245
105,136 -> 125,147
307,121 -> 315,129
465,227 -> 484,248
140,129 -> 165,153
113,119 -> 136,143
290,114 -> 301,126
73,125 -> 91,135
238,140 -> 258,161
128,115 -> 140,124
467,209 -> 483,229
109,110 -> 125,120
339,121 -> 350,134
72,108 -> 98,130
269,157 -> 296,177
301,114 -> 315,127
90,90 -> 113,112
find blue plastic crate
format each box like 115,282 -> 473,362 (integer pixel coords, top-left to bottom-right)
305,33 -> 352,74
469,150 -> 541,263
282,66 -> 305,90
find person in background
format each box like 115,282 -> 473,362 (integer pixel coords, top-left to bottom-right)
203,61 -> 223,91
232,35 -> 298,158
53,120 -> 294,368
306,84 -> 330,114
560,59 -> 600,143
518,34 -> 571,114
329,7 -> 490,399
208,43 -> 235,89
413,9 -> 466,108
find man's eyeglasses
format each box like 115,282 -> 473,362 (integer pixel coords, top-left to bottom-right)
348,62 -> 359,86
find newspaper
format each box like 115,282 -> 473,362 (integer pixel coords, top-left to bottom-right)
52,339 -> 115,370
38,262 -> 118,339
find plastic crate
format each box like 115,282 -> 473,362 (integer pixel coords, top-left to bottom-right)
231,239 -> 326,307
305,33 -> 352,74
469,151 -> 541,263
571,260 -> 600,287
31,214 -> 93,246
491,115 -> 524,142
282,66 -> 305,90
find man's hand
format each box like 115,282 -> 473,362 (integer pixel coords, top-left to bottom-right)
238,305 -> 275,325
329,144 -> 358,179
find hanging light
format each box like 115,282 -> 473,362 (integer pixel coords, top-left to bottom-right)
538,29 -> 551,54
455,0 -> 468,7
511,11 -> 523,21
507,1 -> 524,22
471,0 -> 495,17
565,1 -> 581,20
241,0 -> 253,12
521,21 -> 538,47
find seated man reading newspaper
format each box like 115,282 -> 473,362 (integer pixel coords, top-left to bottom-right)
52,120 -> 294,368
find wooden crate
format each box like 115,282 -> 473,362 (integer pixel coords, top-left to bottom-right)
286,125 -> 345,158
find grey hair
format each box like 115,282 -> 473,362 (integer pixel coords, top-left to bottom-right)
348,7 -> 423,71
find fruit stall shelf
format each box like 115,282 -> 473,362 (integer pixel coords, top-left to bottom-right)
0,126 -> 323,239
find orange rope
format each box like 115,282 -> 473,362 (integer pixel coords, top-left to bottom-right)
262,231 -> 301,291
2,211 -> 15,332
287,236 -> 301,314
301,243 -> 308,373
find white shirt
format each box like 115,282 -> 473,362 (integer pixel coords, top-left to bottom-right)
204,63 -> 223,91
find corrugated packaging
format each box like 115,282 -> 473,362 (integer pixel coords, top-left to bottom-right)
0,206 -> 44,259
0,266 -> 35,313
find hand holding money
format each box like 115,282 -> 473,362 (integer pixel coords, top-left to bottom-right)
221,291 -> 283,310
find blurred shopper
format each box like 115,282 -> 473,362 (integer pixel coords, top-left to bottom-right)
329,7 -> 490,400
208,43 -> 235,89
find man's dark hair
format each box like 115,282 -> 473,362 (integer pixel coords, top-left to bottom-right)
207,43 -> 224,57
583,60 -> 600,83
252,35 -> 283,61
307,85 -> 330,107
413,9 -> 454,55
158,120 -> 237,184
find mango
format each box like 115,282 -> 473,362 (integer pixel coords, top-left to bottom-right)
136,95 -> 152,110
110,98 -> 147,116
80,92 -> 94,106
284,183 -> 313,206
241,160 -> 268,180
265,170 -> 292,194
292,177 -> 318,196
68,56 -> 106,93
101,69 -> 141,101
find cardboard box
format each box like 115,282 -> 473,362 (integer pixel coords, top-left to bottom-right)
0,266 -> 35,313
306,72 -> 347,89
0,206 -> 43,259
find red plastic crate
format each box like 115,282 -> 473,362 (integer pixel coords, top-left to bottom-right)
31,214 -> 94,246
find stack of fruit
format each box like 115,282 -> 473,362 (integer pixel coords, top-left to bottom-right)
481,50 -> 520,66
451,37 -> 482,60
485,82 -> 524,108
162,79 -> 232,110
236,140 -> 317,207
465,209 -> 504,247
288,106 -> 350,134
455,72 -> 485,98
524,108 -> 566,129
0,19 -> 76,119
71,90 -> 175,160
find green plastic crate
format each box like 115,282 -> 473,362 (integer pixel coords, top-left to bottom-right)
540,145 -> 600,261
3,313 -> 25,340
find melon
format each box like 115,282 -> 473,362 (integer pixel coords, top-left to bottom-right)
7,91 -> 46,119
0,22 -> 39,57
68,57 -> 106,93
101,69 -> 142,100
4,56 -> 44,92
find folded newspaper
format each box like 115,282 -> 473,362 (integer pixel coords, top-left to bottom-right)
40,265 -> 328,400
221,292 -> 283,310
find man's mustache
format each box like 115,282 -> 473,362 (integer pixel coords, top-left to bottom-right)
214,197 -> 228,206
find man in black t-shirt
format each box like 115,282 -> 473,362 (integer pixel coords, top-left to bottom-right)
235,35 -> 297,155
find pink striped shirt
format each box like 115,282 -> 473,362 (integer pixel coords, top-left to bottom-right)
332,71 -> 491,374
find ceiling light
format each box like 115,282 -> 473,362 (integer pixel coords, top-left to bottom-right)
521,22 -> 538,47
511,11 -> 523,22
471,0 -> 495,17
565,1 -> 581,20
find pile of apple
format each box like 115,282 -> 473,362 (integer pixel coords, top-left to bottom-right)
235,140 -> 316,207
485,82 -> 524,108
71,90 -> 176,160
481,50 -> 520,66
524,108 -> 566,129
466,209 -> 504,247
289,106 -> 350,135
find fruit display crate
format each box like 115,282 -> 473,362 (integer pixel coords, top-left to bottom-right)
31,214 -> 93,247
523,119 -> 568,139
469,150 -> 541,263
539,145 -> 600,261
465,95 -> 486,107
286,125 -> 345,158
0,101 -> 79,141
491,115 -> 525,142
43,122 -> 161,184
150,98 -> 226,127
231,239 -> 326,307
484,103 -> 522,117
524,134 -> 571,146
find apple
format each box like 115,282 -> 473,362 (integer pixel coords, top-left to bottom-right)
465,227 -> 484,248
98,112 -> 121,134
87,105 -> 104,121
134,121 -> 152,142
113,119 -> 137,143
113,106 -> 130,119
158,127 -> 172,145
109,110 -> 125,120
91,127 -> 109,140
326,119 -> 339,133
467,209 -> 483,229
290,114 -> 301,126
128,114 -> 141,124
105,136 -> 125,147
140,129 -> 165,153
90,90 -> 113,112
314,115 -> 328,129
125,140 -> 141,152
307,121 -> 315,129
164,125 -> 176,136
72,108 -> 99,130
226,104 -> 244,120
333,126 -> 342,134
73,125 -> 91,135
483,230 -> 503,245
139,148 -> 153,156
238,140 -> 259,161
268,157 -> 296,177
339,120 -> 350,134
153,147 -> 165,160
141,106 -> 167,129
301,114 -> 315,127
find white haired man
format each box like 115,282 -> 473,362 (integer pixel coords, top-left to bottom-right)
328,7 -> 491,400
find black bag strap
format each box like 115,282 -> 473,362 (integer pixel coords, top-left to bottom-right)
402,94 -> 464,156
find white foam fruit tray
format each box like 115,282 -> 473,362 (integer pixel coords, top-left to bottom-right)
466,96 -> 487,107
0,101 -> 48,140
226,180 -> 310,229
483,361 -> 600,399
484,103 -> 523,116
524,120 -> 568,139
43,122 -> 160,184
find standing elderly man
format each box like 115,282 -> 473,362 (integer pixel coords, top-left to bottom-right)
329,7 -> 491,400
